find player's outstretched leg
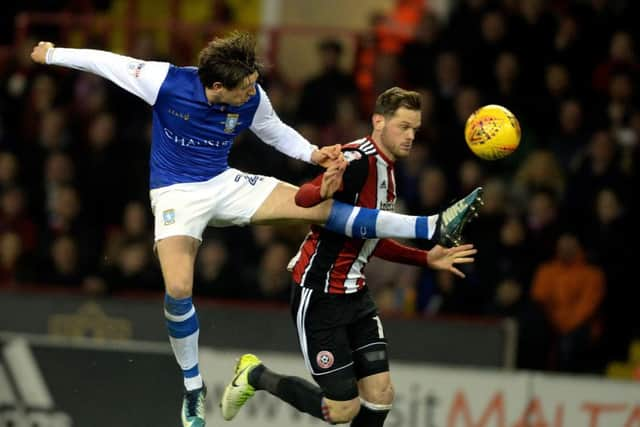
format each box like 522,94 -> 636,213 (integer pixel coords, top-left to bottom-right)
220,354 -> 261,420
220,353 -> 329,422
433,186 -> 484,247
181,385 -> 207,427
253,182 -> 479,242
323,187 -> 483,244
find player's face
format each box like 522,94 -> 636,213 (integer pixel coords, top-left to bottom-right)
219,71 -> 259,106
379,107 -> 421,160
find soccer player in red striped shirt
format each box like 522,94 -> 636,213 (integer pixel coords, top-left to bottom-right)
221,87 -> 480,426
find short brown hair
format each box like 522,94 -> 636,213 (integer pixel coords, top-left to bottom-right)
197,31 -> 262,89
374,87 -> 422,117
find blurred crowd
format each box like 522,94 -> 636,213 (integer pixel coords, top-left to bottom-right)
1,0 -> 640,375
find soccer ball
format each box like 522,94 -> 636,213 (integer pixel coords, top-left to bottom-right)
464,104 -> 521,160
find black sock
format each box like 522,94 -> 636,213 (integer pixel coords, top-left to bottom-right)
350,403 -> 390,427
249,364 -> 325,421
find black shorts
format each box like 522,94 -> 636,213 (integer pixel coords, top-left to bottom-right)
290,285 -> 389,400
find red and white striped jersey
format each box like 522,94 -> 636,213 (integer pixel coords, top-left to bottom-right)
289,137 -> 397,294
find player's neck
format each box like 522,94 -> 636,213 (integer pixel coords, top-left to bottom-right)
205,87 -> 222,105
370,132 -> 396,162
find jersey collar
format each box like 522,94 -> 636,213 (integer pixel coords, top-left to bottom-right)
367,136 -> 395,165
195,81 -> 230,112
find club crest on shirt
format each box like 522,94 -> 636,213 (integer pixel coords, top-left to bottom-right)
162,209 -> 175,225
127,61 -> 145,78
343,150 -> 362,163
223,113 -> 241,133
316,351 -> 334,369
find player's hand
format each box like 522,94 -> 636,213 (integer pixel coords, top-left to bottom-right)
311,144 -> 344,168
320,160 -> 346,199
426,244 -> 476,278
31,41 -> 55,64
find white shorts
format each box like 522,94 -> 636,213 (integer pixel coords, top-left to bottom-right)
149,168 -> 280,241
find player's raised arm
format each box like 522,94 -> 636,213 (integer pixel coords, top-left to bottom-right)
373,240 -> 477,278
250,84 -> 344,166
295,159 -> 347,208
30,41 -> 169,105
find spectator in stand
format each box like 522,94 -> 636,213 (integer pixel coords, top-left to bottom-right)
40,151 -> 76,218
0,37 -> 41,147
413,165 -> 449,216
19,107 -> 71,180
446,0 -> 494,55
193,238 -> 240,299
583,188 -> 636,364
38,234 -> 88,288
432,51 -> 463,125
0,231 -> 34,287
510,0 -> 557,87
100,237 -> 162,294
458,158 -> 485,195
0,151 -> 20,190
531,232 -> 605,373
550,14 -> 590,91
318,96 -> 369,148
530,62 -> 577,140
572,0 -> 618,76
19,73 -> 60,143
39,184 -> 100,274
525,188 -> 562,267
102,200 -> 153,270
394,141 -> 429,212
363,252 -> 420,315
0,186 -> 38,253
254,240 -> 294,302
398,11 -> 445,89
603,70 -> 637,146
547,98 -> 589,171
464,9 -> 514,88
486,275 -> 550,371
564,129 -> 631,232
512,149 -> 565,204
437,86 -> 483,178
592,30 -> 640,96
374,0 -> 425,56
486,51 -> 527,123
296,39 -> 359,130
466,178 -> 508,290
76,111 -> 127,229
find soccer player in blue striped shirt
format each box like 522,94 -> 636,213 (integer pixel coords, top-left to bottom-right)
31,31 -> 481,426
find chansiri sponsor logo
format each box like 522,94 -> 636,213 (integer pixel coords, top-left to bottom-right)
163,128 -> 232,148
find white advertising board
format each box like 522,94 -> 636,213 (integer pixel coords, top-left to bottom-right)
199,348 -> 639,427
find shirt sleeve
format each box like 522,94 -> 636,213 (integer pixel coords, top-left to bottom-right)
250,85 -> 318,163
338,150 -> 369,202
373,239 -> 429,266
46,47 -> 170,105
295,176 -> 324,207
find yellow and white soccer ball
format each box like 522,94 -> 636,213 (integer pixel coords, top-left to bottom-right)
464,104 -> 521,160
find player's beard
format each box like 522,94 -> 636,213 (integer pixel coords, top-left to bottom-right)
379,126 -> 402,160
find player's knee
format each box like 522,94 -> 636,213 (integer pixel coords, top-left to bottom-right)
165,281 -> 193,299
364,381 -> 395,406
325,397 -> 361,423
